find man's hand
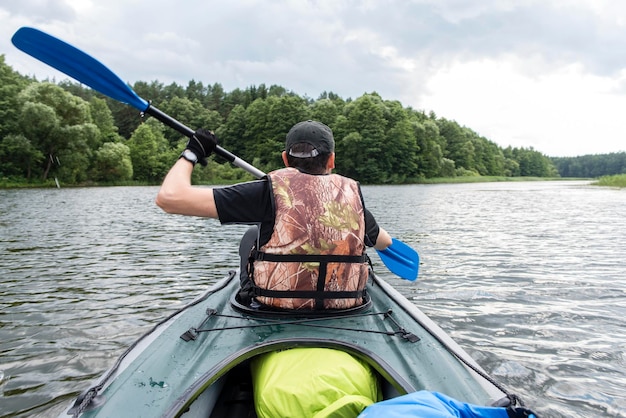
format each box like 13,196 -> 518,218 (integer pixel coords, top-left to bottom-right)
186,128 -> 218,166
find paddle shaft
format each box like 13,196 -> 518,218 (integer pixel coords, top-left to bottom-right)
144,106 -> 265,178
11,27 -> 265,179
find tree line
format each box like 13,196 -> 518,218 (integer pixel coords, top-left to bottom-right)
1,54 -> 562,186
552,152 -> 626,178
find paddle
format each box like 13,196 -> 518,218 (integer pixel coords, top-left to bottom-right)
11,27 -> 265,179
376,239 -> 419,281
12,26 -> 420,281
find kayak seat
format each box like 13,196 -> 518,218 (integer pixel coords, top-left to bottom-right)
231,290 -> 372,318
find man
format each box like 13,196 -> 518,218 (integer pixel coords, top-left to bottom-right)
156,120 -> 392,310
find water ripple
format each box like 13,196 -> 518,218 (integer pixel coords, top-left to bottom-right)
1,182 -> 625,417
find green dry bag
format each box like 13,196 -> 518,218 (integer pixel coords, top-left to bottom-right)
251,348 -> 381,418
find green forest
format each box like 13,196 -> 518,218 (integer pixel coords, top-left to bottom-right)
552,152 -> 626,178
2,53 -> 613,188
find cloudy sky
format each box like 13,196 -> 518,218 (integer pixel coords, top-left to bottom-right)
1,0 -> 625,157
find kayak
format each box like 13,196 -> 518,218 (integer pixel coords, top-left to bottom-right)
61,269 -> 526,418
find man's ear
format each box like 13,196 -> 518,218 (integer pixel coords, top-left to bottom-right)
327,153 -> 335,170
282,151 -> 290,167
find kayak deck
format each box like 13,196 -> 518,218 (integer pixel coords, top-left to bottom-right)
71,270 -> 509,418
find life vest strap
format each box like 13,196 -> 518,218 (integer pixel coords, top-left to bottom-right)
251,287 -> 365,300
254,251 -> 367,263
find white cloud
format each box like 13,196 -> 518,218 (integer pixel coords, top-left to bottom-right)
1,0 -> 626,157
420,58 -> 626,156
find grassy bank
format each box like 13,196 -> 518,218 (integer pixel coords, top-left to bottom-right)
414,176 -> 572,184
0,179 -> 155,189
0,174 -> 596,189
0,179 -> 59,189
593,174 -> 626,188
0,177 -> 247,189
2,176 -> 588,189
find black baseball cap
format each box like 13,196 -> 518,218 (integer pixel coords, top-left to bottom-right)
285,120 -> 335,158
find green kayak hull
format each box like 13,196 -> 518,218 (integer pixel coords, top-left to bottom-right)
63,270 -> 512,417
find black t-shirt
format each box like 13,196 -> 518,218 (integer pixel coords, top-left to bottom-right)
213,177 -> 381,248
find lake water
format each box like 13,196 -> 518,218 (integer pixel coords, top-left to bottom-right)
1,181 -> 624,417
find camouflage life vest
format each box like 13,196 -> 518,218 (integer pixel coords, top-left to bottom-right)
251,167 -> 369,310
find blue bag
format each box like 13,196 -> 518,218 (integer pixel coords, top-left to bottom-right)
358,390 -> 537,418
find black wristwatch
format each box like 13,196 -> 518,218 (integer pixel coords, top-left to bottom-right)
179,149 -> 198,165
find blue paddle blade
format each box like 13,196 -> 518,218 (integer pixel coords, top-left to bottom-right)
376,238 -> 420,281
11,27 -> 149,112
11,27 -> 267,179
